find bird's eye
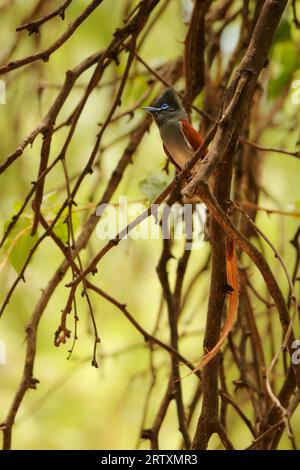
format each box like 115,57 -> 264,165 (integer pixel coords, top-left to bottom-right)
161,103 -> 169,110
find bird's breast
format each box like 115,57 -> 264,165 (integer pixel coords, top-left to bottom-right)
159,121 -> 194,170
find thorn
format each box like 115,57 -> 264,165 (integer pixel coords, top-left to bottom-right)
29,377 -> 40,389
110,236 -> 120,246
225,283 -> 234,294
141,429 -> 153,440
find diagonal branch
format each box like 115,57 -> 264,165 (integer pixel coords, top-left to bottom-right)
0,0 -> 104,75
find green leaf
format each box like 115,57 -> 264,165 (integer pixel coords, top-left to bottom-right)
139,172 -> 172,202
53,209 -> 79,245
12,199 -> 24,212
3,216 -> 38,273
53,216 -> 69,245
2,195 -> 80,273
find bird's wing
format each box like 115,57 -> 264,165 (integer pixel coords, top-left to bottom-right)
180,120 -> 208,156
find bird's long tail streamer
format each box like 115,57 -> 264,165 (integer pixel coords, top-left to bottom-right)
183,239 -> 239,377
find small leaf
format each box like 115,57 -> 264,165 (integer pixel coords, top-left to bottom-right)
53,209 -> 79,245
53,216 -> 68,245
3,216 -> 37,273
12,199 -> 24,212
139,172 -> 172,202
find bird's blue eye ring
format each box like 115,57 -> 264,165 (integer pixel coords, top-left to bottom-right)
161,103 -> 169,110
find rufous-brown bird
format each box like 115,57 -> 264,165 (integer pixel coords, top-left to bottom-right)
144,88 -> 239,371
144,88 -> 207,174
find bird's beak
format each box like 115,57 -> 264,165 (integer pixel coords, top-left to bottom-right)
143,106 -> 161,113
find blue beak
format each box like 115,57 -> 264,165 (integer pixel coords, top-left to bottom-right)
143,106 -> 161,113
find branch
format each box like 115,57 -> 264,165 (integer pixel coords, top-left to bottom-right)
240,137 -> 300,159
0,50 -> 103,175
0,0 -> 104,75
197,182 -> 300,385
183,0 -> 289,199
184,0 -> 211,111
16,0 -> 73,35
156,236 -> 191,449
0,56 -> 183,448
192,136 -> 236,450
86,281 -> 199,377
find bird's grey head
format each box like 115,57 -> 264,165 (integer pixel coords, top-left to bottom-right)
143,88 -> 188,127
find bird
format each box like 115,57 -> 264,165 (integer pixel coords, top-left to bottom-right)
143,87 -> 207,176
144,88 -> 239,372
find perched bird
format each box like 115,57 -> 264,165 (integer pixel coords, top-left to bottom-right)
144,88 -> 239,372
143,87 -> 207,175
